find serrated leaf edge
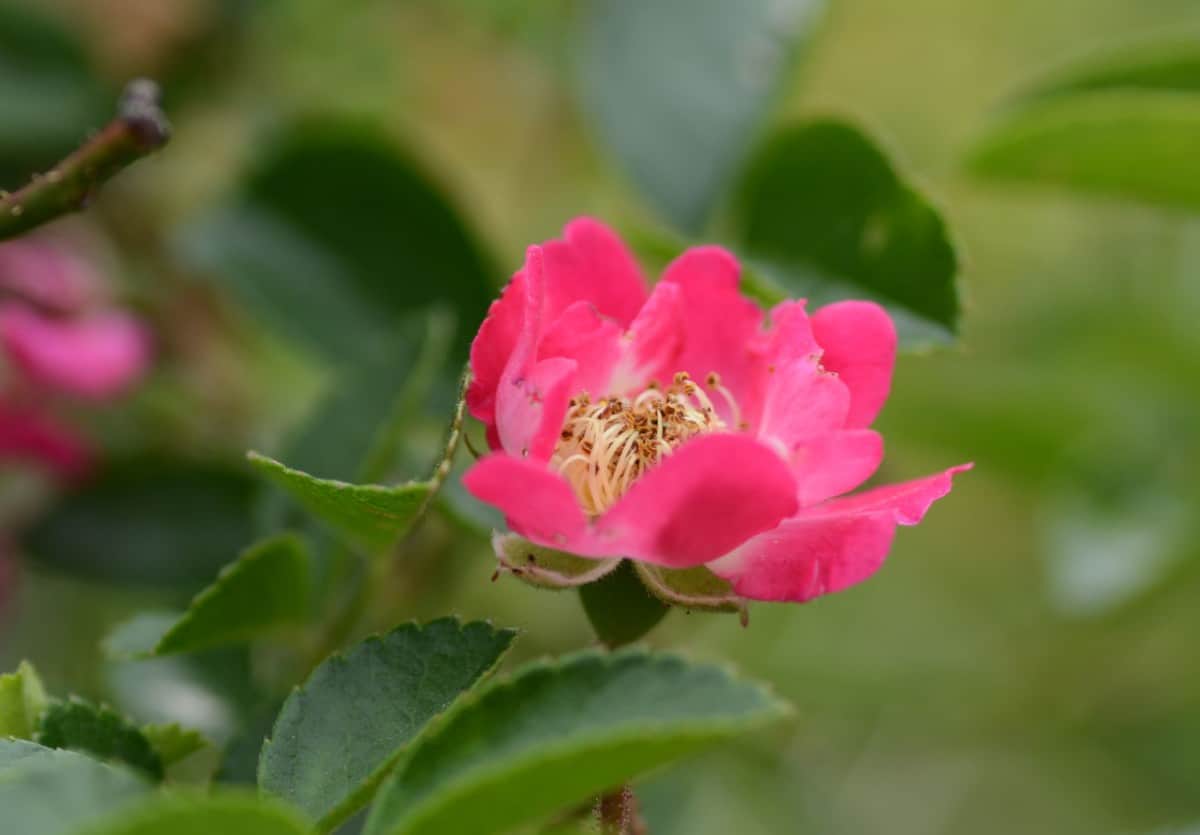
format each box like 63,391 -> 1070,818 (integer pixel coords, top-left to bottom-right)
366,647 -> 792,835
257,615 -> 518,834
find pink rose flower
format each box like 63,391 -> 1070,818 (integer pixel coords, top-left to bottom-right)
0,238 -> 152,401
464,218 -> 970,604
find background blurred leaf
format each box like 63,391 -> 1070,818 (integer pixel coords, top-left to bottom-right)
0,3 -> 108,184
732,119 -> 960,346
77,791 -> 311,835
968,91 -> 1200,210
576,0 -> 825,233
259,618 -> 516,833
1021,34 -> 1200,99
36,698 -> 163,780
364,649 -> 790,835
103,535 -> 312,658
140,723 -> 210,769
23,460 -> 258,590
0,741 -> 148,835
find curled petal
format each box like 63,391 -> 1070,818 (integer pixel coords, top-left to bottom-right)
708,463 -> 970,602
757,359 -> 850,452
607,281 -> 685,395
463,454 -> 589,548
792,429 -> 884,506
592,434 -> 798,568
0,305 -> 151,399
538,300 -> 622,399
811,301 -> 896,429
496,356 -> 576,461
467,271 -> 526,425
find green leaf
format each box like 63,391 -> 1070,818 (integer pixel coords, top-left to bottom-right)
579,561 -> 670,647
364,648 -> 791,835
968,90 -> 1200,211
102,613 -> 182,660
576,0 -> 826,232
258,618 -> 517,832
0,4 -> 108,184
732,119 -> 961,347
0,660 -> 49,738
492,533 -> 621,590
35,698 -> 163,780
0,741 -> 149,835
634,563 -> 746,616
23,459 -> 258,590
248,454 -> 431,553
72,791 -> 310,835
174,119 -> 496,365
141,723 -> 211,768
1020,35 -> 1200,100
104,535 -> 312,658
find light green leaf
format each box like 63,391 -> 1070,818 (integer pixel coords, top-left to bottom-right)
492,533 -> 620,590
364,648 -> 791,835
0,660 -> 49,738
1021,34 -> 1200,100
102,535 -> 311,658
141,723 -> 211,768
576,0 -> 826,232
259,618 -> 517,833
0,741 -> 149,835
733,119 -> 961,347
73,791 -> 310,835
35,698 -> 163,780
968,90 -> 1200,211
248,454 -> 431,553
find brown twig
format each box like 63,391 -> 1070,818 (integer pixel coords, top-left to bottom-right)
0,79 -> 170,242
596,784 -> 648,834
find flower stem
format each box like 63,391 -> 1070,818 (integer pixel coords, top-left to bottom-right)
0,79 -> 170,242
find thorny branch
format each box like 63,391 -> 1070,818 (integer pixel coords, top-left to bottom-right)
0,79 -> 170,242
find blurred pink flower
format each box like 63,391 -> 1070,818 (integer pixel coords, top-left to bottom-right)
0,404 -> 92,482
464,218 -> 970,604
0,305 -> 151,399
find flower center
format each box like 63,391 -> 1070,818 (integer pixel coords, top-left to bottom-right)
550,371 -> 739,515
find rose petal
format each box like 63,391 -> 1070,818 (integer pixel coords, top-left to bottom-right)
463,454 -> 588,548
608,281 -> 685,395
0,239 -> 97,313
757,359 -> 850,452
592,433 -> 798,567
538,300 -> 622,399
0,405 -> 93,481
708,463 -> 970,602
467,270 -> 526,425
791,429 -> 884,506
660,247 -> 763,419
0,305 -> 151,399
542,218 -> 648,326
811,300 -> 896,429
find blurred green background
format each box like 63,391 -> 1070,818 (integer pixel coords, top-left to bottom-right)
2,0 -> 1199,833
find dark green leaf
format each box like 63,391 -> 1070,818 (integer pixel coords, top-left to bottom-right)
259,618 -> 517,832
0,4 -> 108,184
0,660 -> 49,738
968,91 -> 1200,211
103,535 -> 312,658
174,119 -> 496,365
0,742 -> 148,835
493,532 -> 621,590
249,455 -> 431,554
74,791 -> 311,835
576,0 -> 826,232
364,648 -> 791,835
35,698 -> 163,780
733,119 -> 961,347
23,459 -> 258,590
579,561 -> 669,647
